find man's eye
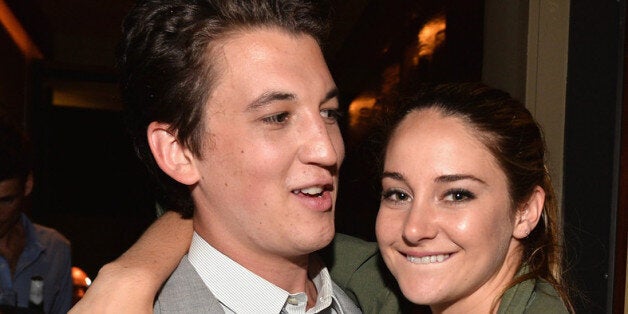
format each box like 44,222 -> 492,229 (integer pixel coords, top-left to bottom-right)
443,189 -> 475,202
0,196 -> 16,205
262,112 -> 289,124
320,109 -> 342,123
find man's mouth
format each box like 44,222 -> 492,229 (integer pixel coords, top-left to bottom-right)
292,186 -> 324,197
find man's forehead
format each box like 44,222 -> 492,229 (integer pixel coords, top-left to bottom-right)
204,29 -> 332,108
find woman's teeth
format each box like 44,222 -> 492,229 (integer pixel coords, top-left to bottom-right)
407,254 -> 450,264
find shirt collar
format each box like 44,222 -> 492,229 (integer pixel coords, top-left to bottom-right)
19,213 -> 44,257
12,214 -> 44,277
307,255 -> 336,312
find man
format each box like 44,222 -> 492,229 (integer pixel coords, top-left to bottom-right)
0,110 -> 72,313
119,0 -> 360,312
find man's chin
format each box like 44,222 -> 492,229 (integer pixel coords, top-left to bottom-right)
300,227 -> 335,252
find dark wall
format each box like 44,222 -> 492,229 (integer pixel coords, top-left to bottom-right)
25,67 -> 156,278
30,103 -> 155,277
0,27 -> 27,120
616,11 -> 628,310
563,1 -> 625,312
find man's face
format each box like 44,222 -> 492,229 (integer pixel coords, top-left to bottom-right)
190,28 -> 344,262
0,177 -> 29,234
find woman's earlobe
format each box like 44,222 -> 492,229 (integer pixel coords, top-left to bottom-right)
513,186 -> 545,239
147,122 -> 200,185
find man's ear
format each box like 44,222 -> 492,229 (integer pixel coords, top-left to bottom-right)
513,185 -> 545,239
24,172 -> 34,197
147,122 -> 200,185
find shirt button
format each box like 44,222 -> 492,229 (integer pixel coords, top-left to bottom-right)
287,296 -> 299,305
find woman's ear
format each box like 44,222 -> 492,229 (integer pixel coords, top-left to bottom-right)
513,186 -> 545,239
147,122 -> 200,185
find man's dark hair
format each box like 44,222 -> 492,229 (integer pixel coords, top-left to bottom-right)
119,0 -> 330,217
0,108 -> 31,182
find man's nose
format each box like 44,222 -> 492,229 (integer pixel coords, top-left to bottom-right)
297,118 -> 341,167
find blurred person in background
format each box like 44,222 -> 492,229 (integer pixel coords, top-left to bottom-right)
0,108 -> 72,313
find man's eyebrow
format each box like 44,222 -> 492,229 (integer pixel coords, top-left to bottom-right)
246,87 -> 339,111
434,174 -> 487,185
246,91 -> 296,111
322,88 -> 339,104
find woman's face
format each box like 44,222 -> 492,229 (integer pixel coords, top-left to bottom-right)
376,108 -> 524,312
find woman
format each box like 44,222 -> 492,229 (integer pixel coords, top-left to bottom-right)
376,83 -> 572,313
70,83 -> 572,313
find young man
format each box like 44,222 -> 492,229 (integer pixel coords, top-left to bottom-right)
0,111 -> 72,313
113,0 -> 363,312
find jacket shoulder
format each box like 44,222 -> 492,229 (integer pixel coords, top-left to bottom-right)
524,280 -> 569,314
154,256 -> 223,314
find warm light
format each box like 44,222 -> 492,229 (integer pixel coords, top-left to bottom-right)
348,94 -> 377,129
0,0 -> 43,60
71,266 -> 91,305
51,80 -> 123,111
416,14 -> 446,64
71,266 -> 92,287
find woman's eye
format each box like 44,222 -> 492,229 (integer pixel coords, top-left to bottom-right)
382,189 -> 411,203
320,108 -> 342,123
443,189 -> 475,202
262,112 -> 289,124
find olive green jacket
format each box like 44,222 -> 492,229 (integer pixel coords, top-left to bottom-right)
498,272 -> 569,313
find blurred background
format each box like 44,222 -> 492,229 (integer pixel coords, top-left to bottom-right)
0,0 -> 625,312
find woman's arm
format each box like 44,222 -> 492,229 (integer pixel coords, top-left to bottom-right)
69,211 -> 193,313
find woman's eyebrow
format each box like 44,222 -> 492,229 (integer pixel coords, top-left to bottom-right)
382,171 -> 405,182
434,174 -> 487,185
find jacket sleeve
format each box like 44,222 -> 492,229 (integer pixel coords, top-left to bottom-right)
321,233 -> 410,314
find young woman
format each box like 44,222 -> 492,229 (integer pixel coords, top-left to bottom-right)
70,83 -> 572,313
376,83 -> 572,313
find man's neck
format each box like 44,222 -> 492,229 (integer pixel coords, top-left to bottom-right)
235,251 -> 319,309
215,237 -> 313,293
194,224 -> 316,296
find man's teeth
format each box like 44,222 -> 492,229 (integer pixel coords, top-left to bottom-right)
407,254 -> 450,264
294,187 -> 324,195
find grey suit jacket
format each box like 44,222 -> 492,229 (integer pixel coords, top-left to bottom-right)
154,255 -> 362,313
